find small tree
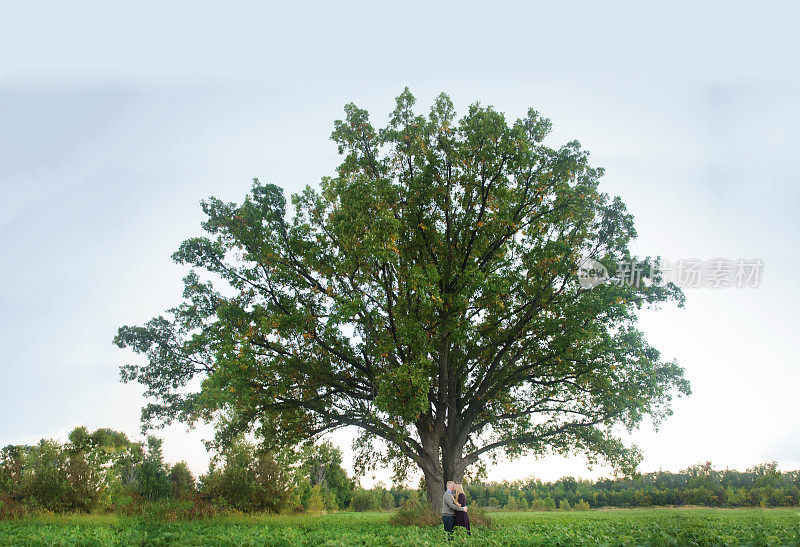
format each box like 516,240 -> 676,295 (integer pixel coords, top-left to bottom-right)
136,436 -> 171,501
300,441 -> 354,509
169,462 -> 196,499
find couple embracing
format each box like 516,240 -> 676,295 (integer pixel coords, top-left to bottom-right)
441,480 -> 471,537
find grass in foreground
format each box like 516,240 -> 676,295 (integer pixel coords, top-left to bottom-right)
1,508 -> 799,545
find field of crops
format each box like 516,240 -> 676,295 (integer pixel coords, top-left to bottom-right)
1,508 -> 798,545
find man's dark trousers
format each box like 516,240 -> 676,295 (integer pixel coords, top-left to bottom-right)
442,514 -> 455,538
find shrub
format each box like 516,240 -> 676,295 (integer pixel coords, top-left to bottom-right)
110,492 -> 144,516
351,490 -> 379,512
390,501 -> 440,526
391,498 -> 495,529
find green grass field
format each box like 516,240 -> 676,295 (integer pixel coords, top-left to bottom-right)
1,508 -> 798,546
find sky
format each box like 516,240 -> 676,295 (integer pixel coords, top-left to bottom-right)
1,1 -> 799,487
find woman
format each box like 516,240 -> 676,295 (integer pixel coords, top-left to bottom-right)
453,483 -> 471,535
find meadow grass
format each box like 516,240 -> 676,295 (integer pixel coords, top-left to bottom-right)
1,508 -> 798,545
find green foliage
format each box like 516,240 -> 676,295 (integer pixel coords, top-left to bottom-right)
0,427 -> 143,514
26,439 -> 71,512
141,499 -> 223,521
456,461 -> 800,511
1,429 -> 363,517
9,425 -> 796,519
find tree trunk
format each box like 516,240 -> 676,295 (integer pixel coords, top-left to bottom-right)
424,468 -> 444,511
422,451 -> 466,512
417,411 -> 469,511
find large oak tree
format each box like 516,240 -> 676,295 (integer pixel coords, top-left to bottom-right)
114,89 -> 690,508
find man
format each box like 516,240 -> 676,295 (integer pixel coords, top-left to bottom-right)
442,480 -> 467,538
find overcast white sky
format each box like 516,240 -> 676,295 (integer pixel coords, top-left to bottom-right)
1,1 -> 799,486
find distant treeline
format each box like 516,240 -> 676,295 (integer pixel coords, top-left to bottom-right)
2,427 -> 798,517
458,460 -> 800,510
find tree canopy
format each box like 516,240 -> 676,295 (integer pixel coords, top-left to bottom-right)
114,88 -> 690,507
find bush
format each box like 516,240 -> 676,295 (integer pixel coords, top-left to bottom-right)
390,501 -> 440,526
559,499 -> 572,511
351,490 -> 379,512
110,491 -> 144,516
